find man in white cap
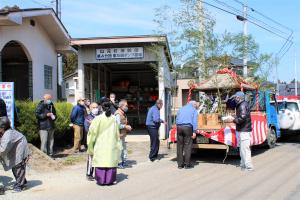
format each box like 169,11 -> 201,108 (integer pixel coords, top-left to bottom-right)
230,91 -> 254,171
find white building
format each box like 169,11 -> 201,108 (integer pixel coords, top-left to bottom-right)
64,70 -> 78,104
71,35 -> 175,138
0,8 -> 72,100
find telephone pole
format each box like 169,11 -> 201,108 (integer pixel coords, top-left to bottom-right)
197,0 -> 205,82
54,0 -> 63,99
55,0 -> 61,19
295,50 -> 298,96
242,1 -> 248,77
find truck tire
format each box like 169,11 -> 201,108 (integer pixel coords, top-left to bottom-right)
266,128 -> 277,149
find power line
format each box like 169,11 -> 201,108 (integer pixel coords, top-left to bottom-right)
232,0 -> 244,6
277,32 -> 293,56
30,0 -> 53,8
231,0 -> 292,32
203,0 -> 294,61
246,18 -> 291,42
251,8 -> 293,32
278,40 -> 293,60
211,0 -> 290,36
203,0 -> 291,42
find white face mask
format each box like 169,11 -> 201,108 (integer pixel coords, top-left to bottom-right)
91,108 -> 99,115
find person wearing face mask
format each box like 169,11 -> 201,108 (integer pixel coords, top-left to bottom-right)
84,102 -> 100,181
109,93 -> 118,114
0,117 -> 29,192
35,94 -> 56,157
229,91 -> 254,171
70,97 -> 86,153
115,99 -> 132,168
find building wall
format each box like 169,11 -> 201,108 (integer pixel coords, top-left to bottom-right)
76,43 -> 173,139
172,79 -> 191,113
65,77 -> 76,104
0,18 -> 58,100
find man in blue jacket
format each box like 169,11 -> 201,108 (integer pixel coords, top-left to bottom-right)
176,100 -> 198,169
70,97 -> 86,153
146,99 -> 165,162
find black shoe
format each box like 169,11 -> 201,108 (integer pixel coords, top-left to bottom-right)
0,186 -> 5,195
13,186 -> 23,193
86,175 -> 94,181
184,165 -> 193,169
178,165 -> 184,169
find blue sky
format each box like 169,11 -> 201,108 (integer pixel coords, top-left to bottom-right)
1,0 -> 300,82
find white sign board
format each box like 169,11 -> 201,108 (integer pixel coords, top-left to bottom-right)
0,82 -> 14,128
96,47 -> 144,60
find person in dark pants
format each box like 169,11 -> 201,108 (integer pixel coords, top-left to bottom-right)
145,99 -> 165,162
0,117 -> 29,192
35,94 -> 56,157
176,101 -> 198,169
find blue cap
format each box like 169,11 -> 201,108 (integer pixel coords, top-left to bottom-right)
231,91 -> 245,98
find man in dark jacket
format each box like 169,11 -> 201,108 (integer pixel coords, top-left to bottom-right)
70,97 -> 86,153
35,94 -> 56,156
231,91 -> 254,171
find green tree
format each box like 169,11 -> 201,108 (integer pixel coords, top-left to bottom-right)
154,0 -> 275,84
63,53 -> 78,76
0,5 -> 20,11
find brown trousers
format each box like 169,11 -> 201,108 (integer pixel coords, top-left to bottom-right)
73,124 -> 83,151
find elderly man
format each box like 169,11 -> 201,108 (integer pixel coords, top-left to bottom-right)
115,99 -> 132,168
35,94 -> 56,157
146,99 -> 165,162
230,91 -> 254,171
0,117 -> 29,192
176,100 -> 198,169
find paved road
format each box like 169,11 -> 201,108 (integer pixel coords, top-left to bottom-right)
2,135 -> 300,200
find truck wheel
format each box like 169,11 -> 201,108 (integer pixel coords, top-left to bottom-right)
267,128 -> 277,149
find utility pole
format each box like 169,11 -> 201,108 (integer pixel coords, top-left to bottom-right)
197,0 -> 205,82
275,57 -> 279,95
295,50 -> 298,96
243,0 -> 248,77
55,0 -> 61,19
54,0 -> 63,99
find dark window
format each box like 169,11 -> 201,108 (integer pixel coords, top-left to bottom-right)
44,65 -> 52,89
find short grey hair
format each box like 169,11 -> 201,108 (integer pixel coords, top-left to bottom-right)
156,99 -> 163,104
0,117 -> 11,130
118,99 -> 127,107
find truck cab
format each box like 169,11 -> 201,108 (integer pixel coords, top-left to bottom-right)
275,96 -> 300,133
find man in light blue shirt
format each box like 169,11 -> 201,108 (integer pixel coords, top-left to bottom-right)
176,100 -> 198,169
146,99 -> 165,162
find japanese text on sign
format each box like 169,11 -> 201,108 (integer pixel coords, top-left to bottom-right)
0,82 -> 14,128
96,47 -> 144,60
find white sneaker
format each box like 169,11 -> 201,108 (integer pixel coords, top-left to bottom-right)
246,167 -> 254,171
